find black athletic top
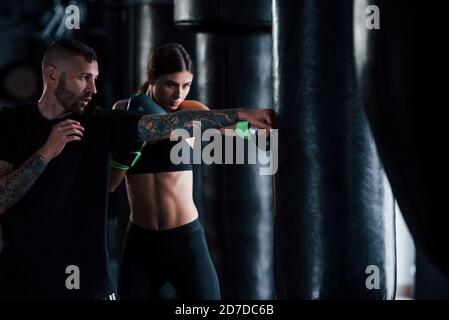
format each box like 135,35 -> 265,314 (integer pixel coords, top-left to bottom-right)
127,138 -> 193,174
0,102 -> 141,299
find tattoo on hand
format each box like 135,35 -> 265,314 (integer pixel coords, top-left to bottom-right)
137,110 -> 239,142
0,154 -> 48,213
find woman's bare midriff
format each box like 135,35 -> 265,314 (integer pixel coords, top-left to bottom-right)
125,170 -> 198,230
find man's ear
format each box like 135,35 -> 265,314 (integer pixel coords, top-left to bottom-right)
44,65 -> 59,85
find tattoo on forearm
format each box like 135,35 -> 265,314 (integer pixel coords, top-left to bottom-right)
0,154 -> 48,213
137,109 -> 240,142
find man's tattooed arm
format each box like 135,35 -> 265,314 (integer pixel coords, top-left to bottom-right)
137,109 -> 240,142
0,154 -> 48,214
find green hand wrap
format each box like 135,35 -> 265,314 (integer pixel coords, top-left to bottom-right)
236,121 -> 251,140
111,151 -> 142,170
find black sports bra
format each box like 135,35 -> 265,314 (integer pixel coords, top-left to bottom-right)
127,138 -> 193,174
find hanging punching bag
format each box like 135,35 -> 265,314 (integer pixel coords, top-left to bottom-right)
274,0 -> 396,299
354,0 -> 449,275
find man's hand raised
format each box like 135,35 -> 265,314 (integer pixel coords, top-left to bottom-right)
38,119 -> 84,161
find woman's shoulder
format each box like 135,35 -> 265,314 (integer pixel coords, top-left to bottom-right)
179,100 -> 209,110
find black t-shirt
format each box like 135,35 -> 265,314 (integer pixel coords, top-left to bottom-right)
0,102 -> 141,299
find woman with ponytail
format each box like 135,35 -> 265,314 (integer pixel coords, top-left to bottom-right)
109,43 -> 220,300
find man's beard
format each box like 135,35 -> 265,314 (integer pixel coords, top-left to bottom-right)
54,74 -> 90,115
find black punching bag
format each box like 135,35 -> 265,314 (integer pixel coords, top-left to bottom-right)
175,0 -> 275,299
111,0 -> 196,96
274,0 -> 396,299
355,0 -> 449,275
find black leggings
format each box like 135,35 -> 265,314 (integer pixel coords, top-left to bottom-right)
118,219 -> 220,300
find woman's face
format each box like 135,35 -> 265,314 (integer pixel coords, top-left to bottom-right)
150,70 -> 193,111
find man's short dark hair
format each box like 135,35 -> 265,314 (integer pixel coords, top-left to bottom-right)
42,38 -> 97,71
